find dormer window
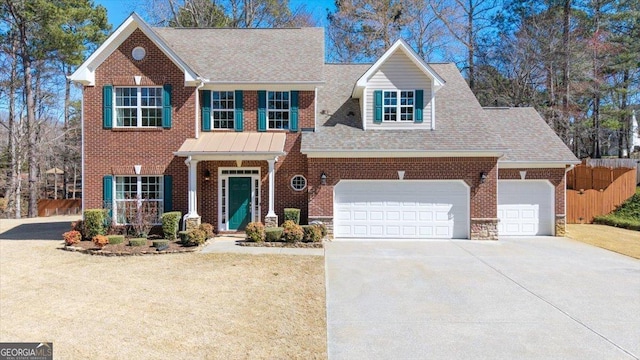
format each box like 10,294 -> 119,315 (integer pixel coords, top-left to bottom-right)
384,90 -> 414,122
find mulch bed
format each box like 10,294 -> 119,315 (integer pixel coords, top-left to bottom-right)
236,240 -> 325,248
62,239 -> 202,256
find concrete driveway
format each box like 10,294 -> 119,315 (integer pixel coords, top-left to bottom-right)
325,237 -> 640,359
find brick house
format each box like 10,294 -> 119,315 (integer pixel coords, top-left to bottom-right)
70,14 -> 579,240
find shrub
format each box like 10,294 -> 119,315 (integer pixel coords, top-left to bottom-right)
70,220 -> 84,236
84,209 -> 106,239
309,221 -> 328,237
63,230 -> 81,246
284,208 -> 301,225
199,223 -> 215,239
161,211 -> 182,240
302,225 -> 323,243
129,238 -> 148,247
107,235 -> 124,245
265,227 -> 284,242
184,229 -> 207,246
92,235 -> 109,248
152,240 -> 170,248
282,220 -> 304,243
245,222 -> 266,242
178,230 -> 190,244
105,223 -> 126,236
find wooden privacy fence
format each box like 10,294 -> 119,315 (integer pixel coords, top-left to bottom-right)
566,164 -> 637,224
37,199 -> 81,217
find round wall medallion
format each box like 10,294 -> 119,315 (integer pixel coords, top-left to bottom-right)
131,46 -> 146,61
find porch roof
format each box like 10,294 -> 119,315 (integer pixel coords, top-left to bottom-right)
174,132 -> 286,160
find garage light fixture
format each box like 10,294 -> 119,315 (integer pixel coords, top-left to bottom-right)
320,172 -> 327,185
480,172 -> 487,183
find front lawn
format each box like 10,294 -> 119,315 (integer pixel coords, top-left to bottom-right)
0,240 -> 326,359
593,187 -> 640,230
566,224 -> 640,259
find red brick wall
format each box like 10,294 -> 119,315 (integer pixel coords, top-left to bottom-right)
84,29 -> 195,215
307,157 -> 499,219
499,168 -> 566,215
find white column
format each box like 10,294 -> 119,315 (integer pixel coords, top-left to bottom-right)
186,156 -> 200,218
267,158 -> 276,217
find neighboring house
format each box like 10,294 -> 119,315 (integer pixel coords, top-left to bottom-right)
70,14 -> 579,240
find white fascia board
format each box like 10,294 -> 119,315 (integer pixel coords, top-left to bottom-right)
70,13 -> 198,86
352,39 -> 446,98
173,152 -> 286,160
498,161 -> 582,169
202,81 -> 324,91
302,150 -> 504,158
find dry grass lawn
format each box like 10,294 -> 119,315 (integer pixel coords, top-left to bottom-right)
566,224 -> 640,259
0,240 -> 326,359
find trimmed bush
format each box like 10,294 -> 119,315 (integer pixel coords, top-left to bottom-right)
302,225 -> 323,243
245,222 -> 266,242
282,220 -> 304,243
92,235 -> 109,248
63,230 -> 81,246
178,230 -> 190,244
284,208 -> 301,225
107,235 -> 125,245
84,209 -> 106,239
265,227 -> 284,242
309,221 -> 328,237
161,211 -> 182,240
199,223 -> 215,239
184,229 -> 207,246
129,238 -> 148,247
152,240 -> 170,248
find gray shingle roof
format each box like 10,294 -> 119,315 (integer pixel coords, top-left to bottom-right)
302,63 -> 509,153
153,27 -> 324,82
485,107 -> 579,163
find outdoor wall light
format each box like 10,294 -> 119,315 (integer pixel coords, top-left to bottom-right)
480,172 -> 488,183
204,169 -> 211,181
320,172 -> 327,185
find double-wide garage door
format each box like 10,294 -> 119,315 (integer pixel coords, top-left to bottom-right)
497,180 -> 554,236
334,181 -> 469,239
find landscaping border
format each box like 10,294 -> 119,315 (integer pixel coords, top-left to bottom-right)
237,241 -> 325,248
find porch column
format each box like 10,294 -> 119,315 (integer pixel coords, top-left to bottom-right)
265,158 -> 278,228
183,156 -> 201,230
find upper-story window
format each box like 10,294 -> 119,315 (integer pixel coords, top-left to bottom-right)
383,90 -> 414,122
268,91 -> 290,129
115,87 -> 163,127
212,91 -> 235,129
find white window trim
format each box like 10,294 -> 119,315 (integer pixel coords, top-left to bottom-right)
267,90 -> 290,130
211,91 -> 235,130
218,168 -> 261,231
114,86 -> 163,128
113,175 -> 164,225
382,90 -> 414,122
290,175 -> 307,191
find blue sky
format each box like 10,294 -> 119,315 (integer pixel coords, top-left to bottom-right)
94,0 -> 336,28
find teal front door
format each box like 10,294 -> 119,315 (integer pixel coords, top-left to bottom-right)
228,177 -> 251,230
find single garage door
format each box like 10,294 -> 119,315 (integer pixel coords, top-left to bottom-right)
498,180 -> 554,236
334,180 -> 469,239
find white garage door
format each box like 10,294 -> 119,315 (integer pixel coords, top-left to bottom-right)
498,180 -> 554,236
334,181 -> 469,239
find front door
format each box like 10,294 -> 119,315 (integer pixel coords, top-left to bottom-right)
228,177 -> 252,230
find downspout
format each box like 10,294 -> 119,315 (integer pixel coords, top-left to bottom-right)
194,79 -> 205,139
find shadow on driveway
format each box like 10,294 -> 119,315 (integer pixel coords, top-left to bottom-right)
0,222 -> 70,241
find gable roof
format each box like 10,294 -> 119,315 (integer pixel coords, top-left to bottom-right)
69,13 -> 199,86
352,39 -> 445,98
302,63 -> 508,157
485,107 -> 580,166
153,27 -> 324,84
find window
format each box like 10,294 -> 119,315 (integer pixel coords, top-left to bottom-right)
115,87 -> 162,127
383,90 -> 414,122
268,91 -> 290,129
212,91 -> 234,129
114,176 -> 163,224
290,175 -> 307,191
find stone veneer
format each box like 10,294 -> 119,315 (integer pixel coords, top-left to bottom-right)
470,218 -> 499,240
265,215 -> 278,228
184,216 -> 201,231
555,215 -> 566,236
